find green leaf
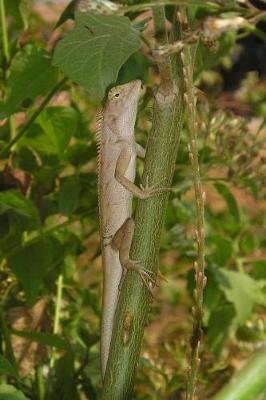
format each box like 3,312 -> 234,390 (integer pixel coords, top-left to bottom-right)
118,52 -> 150,84
0,356 -> 18,378
0,45 -> 58,118
47,354 -> 79,400
0,190 -> 40,226
215,269 -> 266,324
16,147 -> 39,173
55,0 -> 75,28
253,261 -> 266,280
239,231 -> 256,255
211,348 -> 266,400
6,0 -> 33,29
214,183 -> 240,222
208,305 -> 235,356
11,330 -> 71,351
21,107 -> 78,155
53,12 -> 140,98
210,234 -> 233,266
8,238 -> 53,305
203,268 -> 222,320
0,385 -> 28,400
59,176 -> 80,216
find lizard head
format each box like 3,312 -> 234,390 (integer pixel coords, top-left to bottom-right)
104,80 -> 142,137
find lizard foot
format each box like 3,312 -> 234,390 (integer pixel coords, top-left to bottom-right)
157,269 -> 168,283
120,259 -> 157,295
140,175 -> 172,199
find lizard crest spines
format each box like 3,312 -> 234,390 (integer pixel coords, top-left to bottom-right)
95,108 -> 103,171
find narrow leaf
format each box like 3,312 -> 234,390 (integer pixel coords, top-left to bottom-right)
11,330 -> 71,351
59,176 -> 80,216
0,355 -> 18,378
214,183 -> 240,222
0,190 -> 40,225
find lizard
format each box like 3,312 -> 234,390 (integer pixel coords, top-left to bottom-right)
96,80 -> 159,379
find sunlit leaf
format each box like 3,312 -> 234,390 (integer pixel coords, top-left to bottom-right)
0,190 -> 40,226
11,330 -> 71,351
21,107 -> 78,155
215,269 -> 266,324
0,385 -> 28,400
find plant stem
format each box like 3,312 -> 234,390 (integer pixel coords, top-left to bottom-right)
0,282 -> 22,388
102,6 -> 184,399
53,274 -> 63,336
0,77 -> 67,157
178,9 -> 206,400
0,0 -> 10,63
36,366 -> 45,400
50,274 -> 64,368
211,347 -> 266,400
0,0 -> 17,141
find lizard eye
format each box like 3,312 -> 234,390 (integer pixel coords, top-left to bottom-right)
114,93 -> 120,98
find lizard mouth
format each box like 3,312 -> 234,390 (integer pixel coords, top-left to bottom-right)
126,80 -> 142,107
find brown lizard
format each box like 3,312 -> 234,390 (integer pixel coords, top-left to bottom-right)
97,80 -> 158,378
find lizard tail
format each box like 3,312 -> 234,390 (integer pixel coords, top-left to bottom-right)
101,246 -> 122,379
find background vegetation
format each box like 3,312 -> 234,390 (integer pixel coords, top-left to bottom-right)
0,0 -> 265,399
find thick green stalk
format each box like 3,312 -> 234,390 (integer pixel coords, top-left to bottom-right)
211,348 -> 266,400
102,8 -> 184,399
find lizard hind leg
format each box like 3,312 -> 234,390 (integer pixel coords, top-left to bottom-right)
111,218 -> 156,294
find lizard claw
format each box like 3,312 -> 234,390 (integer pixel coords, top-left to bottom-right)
157,270 -> 168,283
139,175 -> 172,199
123,259 -> 157,295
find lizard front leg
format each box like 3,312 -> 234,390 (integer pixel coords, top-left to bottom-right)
136,143 -> 146,159
115,147 -> 168,199
111,217 -> 156,293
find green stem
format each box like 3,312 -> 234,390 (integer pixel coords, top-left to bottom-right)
50,274 -> 64,368
36,366 -> 45,400
178,9 -> 206,400
211,348 -> 266,400
122,1 -> 221,13
102,7 -> 184,399
53,274 -> 63,335
0,0 -> 10,63
0,282 -> 21,387
0,0 -> 17,142
0,77 -> 67,157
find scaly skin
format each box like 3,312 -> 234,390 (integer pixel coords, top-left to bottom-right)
98,80 -> 155,378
